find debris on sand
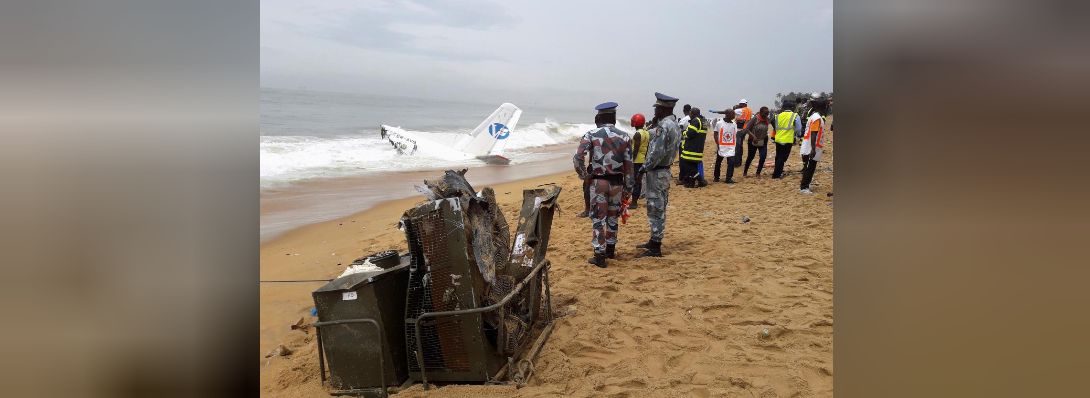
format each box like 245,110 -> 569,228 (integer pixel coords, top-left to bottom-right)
290,317 -> 310,334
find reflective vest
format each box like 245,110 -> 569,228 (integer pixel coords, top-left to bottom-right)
633,128 -> 650,163
737,106 -> 752,125
773,111 -> 796,144
715,121 -> 735,146
801,114 -> 826,161
680,117 -> 707,161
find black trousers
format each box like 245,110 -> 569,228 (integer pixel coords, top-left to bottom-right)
678,159 -> 699,184
713,154 -> 725,180
800,159 -> 818,190
772,142 -> 793,178
744,140 -> 768,176
632,163 -> 644,202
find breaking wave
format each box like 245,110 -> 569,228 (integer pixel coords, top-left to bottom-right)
260,120 -> 599,188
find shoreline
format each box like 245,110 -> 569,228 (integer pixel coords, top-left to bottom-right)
260,142 -> 578,241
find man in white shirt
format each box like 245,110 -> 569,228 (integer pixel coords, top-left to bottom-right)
799,99 -> 828,194
712,108 -> 740,183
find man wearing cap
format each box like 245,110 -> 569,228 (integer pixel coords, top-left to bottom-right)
573,102 -> 634,268
635,93 -> 682,258
770,100 -> 803,179
799,99 -> 828,194
736,99 -> 753,129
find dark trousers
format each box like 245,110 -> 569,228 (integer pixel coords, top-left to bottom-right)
744,140 -> 768,176
678,159 -> 698,184
801,153 -> 810,171
714,154 -> 725,180
632,163 -> 644,202
715,151 -> 741,181
800,159 -> 818,190
772,142 -> 793,178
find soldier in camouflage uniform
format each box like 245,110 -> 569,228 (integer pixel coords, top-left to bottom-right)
635,92 -> 682,257
573,101 -> 634,268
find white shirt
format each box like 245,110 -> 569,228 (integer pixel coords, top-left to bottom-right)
801,112 -> 826,161
714,119 -> 738,157
678,115 -> 691,132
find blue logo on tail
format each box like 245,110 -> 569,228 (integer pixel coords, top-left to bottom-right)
488,123 -> 510,140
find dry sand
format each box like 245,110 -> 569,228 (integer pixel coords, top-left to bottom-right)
260,129 -> 834,397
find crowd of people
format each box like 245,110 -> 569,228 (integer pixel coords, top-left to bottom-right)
572,92 -> 830,268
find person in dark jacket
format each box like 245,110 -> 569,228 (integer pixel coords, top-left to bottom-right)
678,107 -> 709,188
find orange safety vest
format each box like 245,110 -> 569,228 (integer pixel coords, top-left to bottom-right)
804,117 -> 824,148
738,106 -> 753,123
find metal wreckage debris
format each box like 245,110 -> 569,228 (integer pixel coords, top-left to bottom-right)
311,169 -> 561,397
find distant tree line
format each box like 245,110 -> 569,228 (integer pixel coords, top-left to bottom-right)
774,91 -> 832,110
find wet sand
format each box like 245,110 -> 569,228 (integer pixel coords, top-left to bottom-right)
261,129 -> 834,397
261,143 -> 578,241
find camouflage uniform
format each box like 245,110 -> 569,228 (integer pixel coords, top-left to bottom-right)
642,114 -> 682,242
573,124 -> 634,254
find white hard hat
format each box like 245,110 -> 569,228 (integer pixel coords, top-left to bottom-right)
810,92 -> 821,99
739,98 -> 748,104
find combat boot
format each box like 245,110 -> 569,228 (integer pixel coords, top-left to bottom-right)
697,177 -> 708,188
635,240 -> 663,258
587,252 -> 607,268
606,244 -> 616,259
636,239 -> 653,249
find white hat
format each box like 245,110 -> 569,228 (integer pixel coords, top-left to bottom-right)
739,98 -> 748,104
810,92 -> 821,99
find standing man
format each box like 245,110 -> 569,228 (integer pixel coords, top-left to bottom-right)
770,100 -> 802,179
635,93 -> 682,258
799,93 -> 820,171
573,102 -> 634,268
629,113 -> 650,209
712,108 -> 739,183
799,99 -> 828,194
679,107 -> 709,188
735,99 -> 753,129
676,104 -> 692,173
742,106 -> 772,178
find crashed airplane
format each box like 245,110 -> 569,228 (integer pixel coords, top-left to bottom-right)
380,103 -> 522,165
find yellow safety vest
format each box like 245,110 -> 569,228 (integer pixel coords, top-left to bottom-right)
774,111 -> 796,144
634,128 -> 650,163
680,118 -> 707,161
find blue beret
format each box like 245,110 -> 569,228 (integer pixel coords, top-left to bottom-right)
595,101 -> 618,114
654,92 -> 678,106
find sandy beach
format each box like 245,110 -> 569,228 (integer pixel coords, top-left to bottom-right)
261,128 -> 834,397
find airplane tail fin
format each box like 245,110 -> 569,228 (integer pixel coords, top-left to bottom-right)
456,103 -> 522,157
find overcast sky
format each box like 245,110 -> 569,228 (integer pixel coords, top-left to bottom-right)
261,0 -> 832,112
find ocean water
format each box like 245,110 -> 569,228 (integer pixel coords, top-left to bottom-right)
260,88 -> 607,188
